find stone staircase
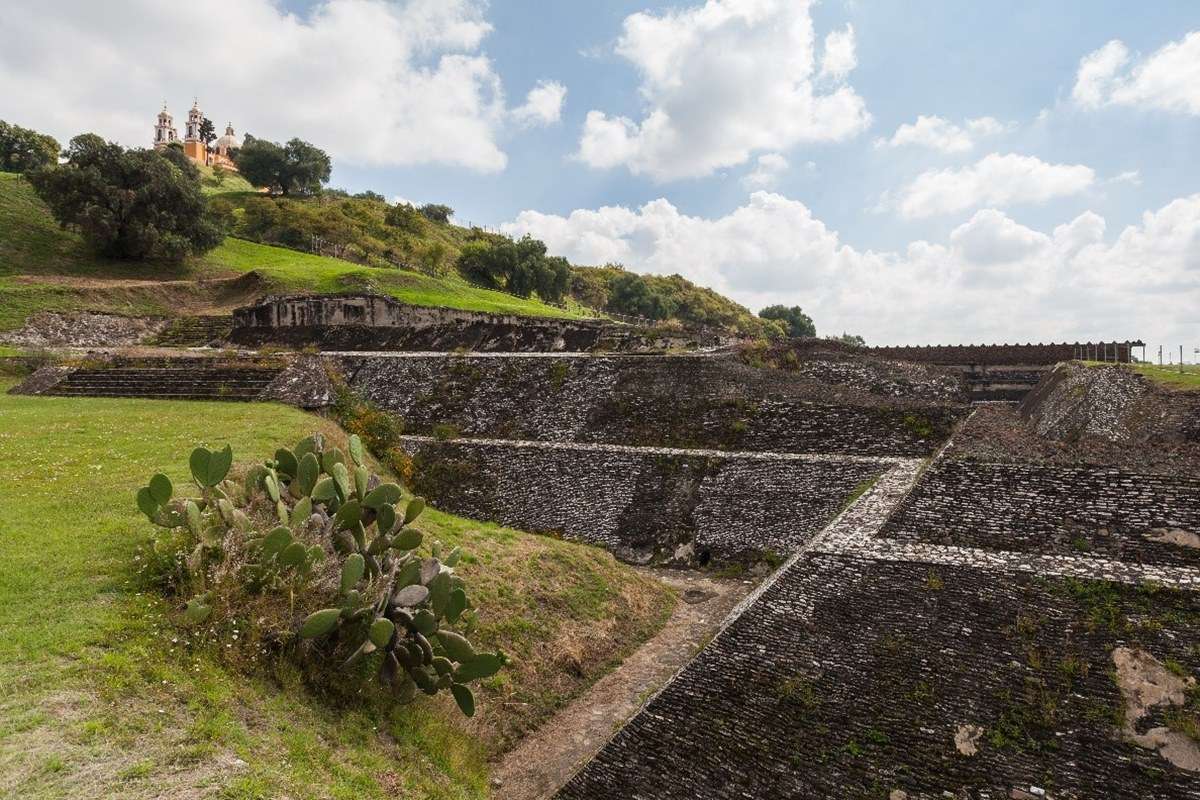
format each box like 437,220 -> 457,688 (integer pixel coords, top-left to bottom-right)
150,315 -> 235,347
42,364 -> 282,401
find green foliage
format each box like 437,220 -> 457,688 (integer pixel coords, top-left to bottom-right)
26,134 -> 224,262
234,134 -> 331,196
0,120 -> 59,174
574,264 -> 780,336
136,433 -> 504,717
456,236 -> 572,302
758,304 -> 816,338
418,203 -> 454,224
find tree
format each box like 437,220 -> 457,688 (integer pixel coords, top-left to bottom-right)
418,203 -> 453,224
608,273 -> 678,320
212,163 -> 226,185
454,236 -> 571,302
235,134 -> 331,196
758,305 -> 816,338
0,120 -> 60,173
199,117 -> 216,148
27,134 -> 224,262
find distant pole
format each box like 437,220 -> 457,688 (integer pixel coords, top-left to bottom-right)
1182,345 -> 1185,374
1159,345 -> 1163,366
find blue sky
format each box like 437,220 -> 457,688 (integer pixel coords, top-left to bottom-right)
3,0 -> 1198,350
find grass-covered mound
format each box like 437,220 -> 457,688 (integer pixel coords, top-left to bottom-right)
0,171 -> 588,331
0,384 -> 674,798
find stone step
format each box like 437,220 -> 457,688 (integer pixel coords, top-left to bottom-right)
150,315 -> 235,347
43,364 -> 283,402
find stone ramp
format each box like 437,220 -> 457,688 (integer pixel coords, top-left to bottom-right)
41,365 -> 282,401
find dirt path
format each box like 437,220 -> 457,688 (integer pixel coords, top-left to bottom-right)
490,569 -> 756,800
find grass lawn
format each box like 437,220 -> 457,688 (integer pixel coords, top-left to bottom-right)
0,384 -> 674,798
195,164 -> 256,197
0,172 -> 587,330
1130,362 -> 1200,391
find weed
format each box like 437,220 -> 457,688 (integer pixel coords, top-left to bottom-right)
924,569 -> 944,591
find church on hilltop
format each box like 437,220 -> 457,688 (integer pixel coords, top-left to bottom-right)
153,100 -> 240,171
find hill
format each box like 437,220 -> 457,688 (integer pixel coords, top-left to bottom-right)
0,171 -> 590,331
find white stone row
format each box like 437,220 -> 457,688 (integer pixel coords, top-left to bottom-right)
398,434 -> 906,466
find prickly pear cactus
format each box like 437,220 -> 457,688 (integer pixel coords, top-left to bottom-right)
136,432 -> 503,717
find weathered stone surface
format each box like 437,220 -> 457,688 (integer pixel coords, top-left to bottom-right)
882,459 -> 1200,566
402,436 -> 887,565
557,554 -> 1200,799
345,352 -> 967,456
228,294 -> 736,352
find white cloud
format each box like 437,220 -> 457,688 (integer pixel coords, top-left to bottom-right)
741,153 -> 789,189
576,0 -> 870,181
503,192 -> 1200,345
0,0 -> 562,172
1073,32 -> 1200,114
820,24 -> 857,80
890,153 -> 1096,219
875,115 -> 1014,153
513,80 -> 567,127
1108,169 -> 1142,186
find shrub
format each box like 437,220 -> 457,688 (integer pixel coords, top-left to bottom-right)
134,433 -> 504,716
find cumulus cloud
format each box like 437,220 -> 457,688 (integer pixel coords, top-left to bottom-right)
741,153 -> 790,189
1072,32 -> 1200,113
889,153 -> 1096,219
820,24 -> 857,80
502,193 -> 1199,345
576,0 -> 870,181
513,80 -> 567,127
0,0 -> 562,172
875,115 -> 1013,153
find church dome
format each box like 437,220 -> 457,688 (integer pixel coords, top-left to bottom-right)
214,124 -> 241,152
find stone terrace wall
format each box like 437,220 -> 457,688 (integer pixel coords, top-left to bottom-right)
558,553 -> 1200,799
401,437 -> 886,565
345,354 -> 967,457
882,459 -> 1200,566
867,341 -> 1138,365
229,294 -> 736,352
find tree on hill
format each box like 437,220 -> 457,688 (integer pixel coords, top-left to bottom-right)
758,304 -> 816,338
0,120 -> 60,173
607,272 -> 678,320
419,203 -> 453,224
235,134 -> 331,196
457,236 -> 571,302
28,133 -> 224,262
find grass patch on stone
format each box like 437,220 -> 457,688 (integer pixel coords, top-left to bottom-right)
0,382 -> 675,798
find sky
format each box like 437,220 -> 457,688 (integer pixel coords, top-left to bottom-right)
2,0 -> 1199,352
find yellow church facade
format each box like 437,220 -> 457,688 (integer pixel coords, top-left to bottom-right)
153,101 -> 240,171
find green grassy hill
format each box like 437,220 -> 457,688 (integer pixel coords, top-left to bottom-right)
0,382 -> 674,798
0,172 -> 588,332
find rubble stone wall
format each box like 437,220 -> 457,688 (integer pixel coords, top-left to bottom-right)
402,437 -> 886,565
883,459 -> 1200,566
558,553 -> 1200,799
345,354 -> 966,456
228,294 -> 736,352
